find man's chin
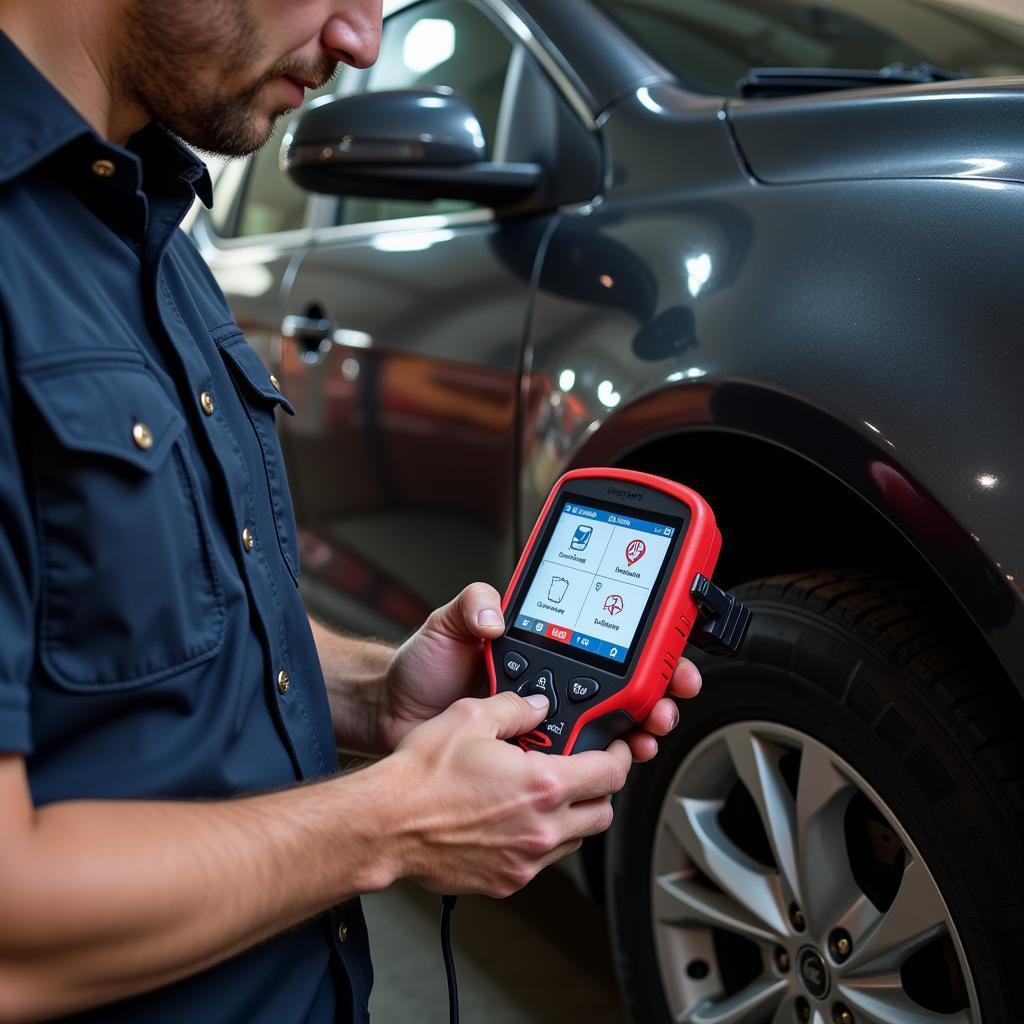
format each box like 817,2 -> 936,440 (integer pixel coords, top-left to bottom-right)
178,106 -> 294,159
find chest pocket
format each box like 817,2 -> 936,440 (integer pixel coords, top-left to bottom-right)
19,351 -> 225,691
216,334 -> 300,583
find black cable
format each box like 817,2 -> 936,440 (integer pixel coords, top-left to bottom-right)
440,894 -> 460,1024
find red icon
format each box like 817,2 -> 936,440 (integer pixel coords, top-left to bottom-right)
603,594 -> 624,615
547,624 -> 572,643
625,539 -> 647,565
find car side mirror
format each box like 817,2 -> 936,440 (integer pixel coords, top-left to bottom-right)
282,89 -> 544,208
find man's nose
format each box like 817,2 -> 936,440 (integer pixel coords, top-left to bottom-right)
322,0 -> 383,69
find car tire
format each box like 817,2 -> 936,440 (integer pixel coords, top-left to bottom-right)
607,570 -> 1024,1024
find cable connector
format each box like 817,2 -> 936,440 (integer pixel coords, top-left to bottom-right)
689,574 -> 751,656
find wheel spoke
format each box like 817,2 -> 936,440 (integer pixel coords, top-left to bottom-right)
725,730 -> 801,904
689,977 -> 788,1024
839,973 -> 972,1024
653,870 -> 779,945
794,739 -> 857,931
663,794 -> 789,937
769,998 -> 829,1024
843,858 -> 948,973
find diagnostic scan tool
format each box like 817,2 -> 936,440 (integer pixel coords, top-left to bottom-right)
486,469 -> 750,755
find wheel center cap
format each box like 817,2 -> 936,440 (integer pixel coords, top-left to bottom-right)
797,947 -> 831,1000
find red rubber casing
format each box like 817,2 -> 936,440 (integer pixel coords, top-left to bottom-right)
485,468 -> 721,755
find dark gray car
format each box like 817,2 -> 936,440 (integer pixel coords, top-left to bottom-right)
191,1 -> 1024,1020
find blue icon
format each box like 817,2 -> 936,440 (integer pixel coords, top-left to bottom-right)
664,527 -> 674,537
570,525 -> 593,551
534,621 -> 545,633
595,581 -> 603,591
518,615 -> 533,630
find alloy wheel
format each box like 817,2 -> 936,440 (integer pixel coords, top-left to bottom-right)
650,721 -> 979,1023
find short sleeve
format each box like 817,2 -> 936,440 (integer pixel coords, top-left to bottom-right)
0,319 -> 37,754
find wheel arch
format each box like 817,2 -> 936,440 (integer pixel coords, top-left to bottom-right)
570,408 -> 1024,906
559,382 -> 1022,694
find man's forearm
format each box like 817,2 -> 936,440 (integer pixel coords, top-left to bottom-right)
0,757 -> 402,1022
308,616 -> 395,754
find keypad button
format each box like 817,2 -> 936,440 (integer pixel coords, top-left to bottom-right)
568,677 -> 600,703
518,669 -> 558,719
503,651 -> 529,680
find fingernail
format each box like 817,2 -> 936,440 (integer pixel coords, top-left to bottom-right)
525,694 -> 549,709
670,706 -> 680,730
477,609 -> 503,628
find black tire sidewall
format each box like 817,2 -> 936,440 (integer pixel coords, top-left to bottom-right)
607,595 -> 1022,1024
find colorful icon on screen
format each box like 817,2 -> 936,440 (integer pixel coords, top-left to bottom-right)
570,525 -> 593,550
603,594 -> 624,616
625,539 -> 647,565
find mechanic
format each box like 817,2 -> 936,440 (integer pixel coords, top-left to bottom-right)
0,2 -> 702,1022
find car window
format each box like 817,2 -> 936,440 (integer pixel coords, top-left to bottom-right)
596,0 -> 1024,97
232,119 -> 312,237
210,80 -> 338,239
338,0 -> 515,226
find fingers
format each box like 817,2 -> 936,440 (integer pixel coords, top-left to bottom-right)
456,582 -> 505,638
642,697 -> 681,737
421,582 -> 505,644
669,656 -> 702,699
625,731 -> 659,763
544,741 -> 632,803
450,691 -> 549,741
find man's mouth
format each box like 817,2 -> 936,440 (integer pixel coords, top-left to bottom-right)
279,75 -> 310,107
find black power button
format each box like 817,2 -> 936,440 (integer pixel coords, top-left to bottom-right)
518,669 -> 558,719
567,677 -> 599,702
503,651 -> 529,680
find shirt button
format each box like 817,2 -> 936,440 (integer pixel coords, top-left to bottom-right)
242,527 -> 255,552
337,922 -> 348,944
200,391 -> 215,416
269,374 -> 282,392
277,669 -> 290,695
91,158 -> 116,178
132,422 -> 154,450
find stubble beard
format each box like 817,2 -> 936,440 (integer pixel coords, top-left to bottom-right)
118,0 -> 337,157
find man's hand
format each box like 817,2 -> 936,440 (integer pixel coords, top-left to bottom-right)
380,582 -> 702,759
383,691 -> 632,896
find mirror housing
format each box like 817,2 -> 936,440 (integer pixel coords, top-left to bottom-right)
282,89 -> 544,207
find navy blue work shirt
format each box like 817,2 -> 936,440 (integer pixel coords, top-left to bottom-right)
0,33 -> 372,1024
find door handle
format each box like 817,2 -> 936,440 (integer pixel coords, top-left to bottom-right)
281,314 -> 334,351
281,315 -> 374,361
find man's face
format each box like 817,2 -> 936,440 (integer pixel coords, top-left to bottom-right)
119,0 -> 382,156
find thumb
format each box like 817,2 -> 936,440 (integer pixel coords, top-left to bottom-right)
482,690 -> 551,740
428,583 -> 505,643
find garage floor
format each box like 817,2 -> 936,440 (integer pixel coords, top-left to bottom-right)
362,868 -> 629,1023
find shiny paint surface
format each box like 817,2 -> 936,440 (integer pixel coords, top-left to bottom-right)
521,80 -> 1024,680
728,77 -> 1024,184
194,0 -> 1024,696
276,214 -> 543,633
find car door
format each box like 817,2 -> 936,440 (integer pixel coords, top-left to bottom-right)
276,0 -> 601,638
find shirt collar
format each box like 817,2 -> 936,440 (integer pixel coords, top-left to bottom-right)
0,30 -> 213,208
